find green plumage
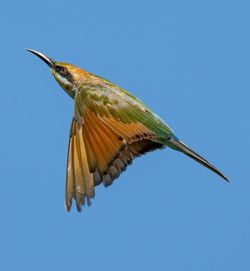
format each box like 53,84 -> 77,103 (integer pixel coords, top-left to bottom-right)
76,81 -> 174,140
27,48 -> 228,211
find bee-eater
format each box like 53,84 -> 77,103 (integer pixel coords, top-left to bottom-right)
27,49 -> 228,212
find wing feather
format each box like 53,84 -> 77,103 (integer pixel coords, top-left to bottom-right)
72,125 -> 85,209
65,122 -> 75,211
65,82 -> 171,211
66,119 -> 95,211
82,126 -> 97,173
83,111 -> 108,173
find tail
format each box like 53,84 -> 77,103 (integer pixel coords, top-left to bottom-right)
168,138 -> 229,182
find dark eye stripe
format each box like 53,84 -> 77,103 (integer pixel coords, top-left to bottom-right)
55,66 -> 74,83
56,66 -> 68,74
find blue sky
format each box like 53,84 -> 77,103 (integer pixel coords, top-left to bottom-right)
1,0 -> 250,270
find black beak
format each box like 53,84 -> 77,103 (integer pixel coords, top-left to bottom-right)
26,48 -> 55,68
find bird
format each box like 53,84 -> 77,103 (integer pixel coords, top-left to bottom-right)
27,49 -> 228,212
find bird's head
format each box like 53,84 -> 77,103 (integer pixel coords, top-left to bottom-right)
27,49 -> 89,97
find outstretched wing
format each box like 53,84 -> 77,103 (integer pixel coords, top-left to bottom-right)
65,81 -> 174,211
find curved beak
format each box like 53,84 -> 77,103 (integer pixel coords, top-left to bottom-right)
26,48 -> 55,68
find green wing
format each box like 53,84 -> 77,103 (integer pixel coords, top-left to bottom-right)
65,80 -> 173,211
75,80 -> 174,140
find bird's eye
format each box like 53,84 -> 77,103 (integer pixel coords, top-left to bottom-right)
60,67 -> 67,74
56,66 -> 68,75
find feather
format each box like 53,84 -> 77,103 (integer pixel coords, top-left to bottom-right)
65,123 -> 75,211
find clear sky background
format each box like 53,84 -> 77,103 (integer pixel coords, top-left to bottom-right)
1,0 -> 250,270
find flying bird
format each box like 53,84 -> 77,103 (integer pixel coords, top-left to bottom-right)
27,49 -> 228,211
